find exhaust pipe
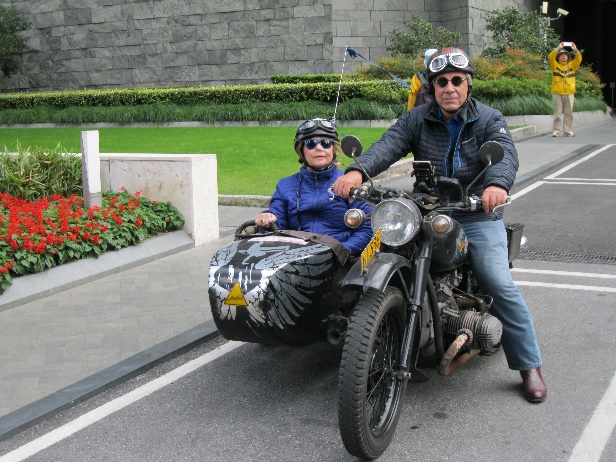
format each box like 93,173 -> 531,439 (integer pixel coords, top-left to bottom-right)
325,315 -> 348,345
438,330 -> 479,377
327,328 -> 344,345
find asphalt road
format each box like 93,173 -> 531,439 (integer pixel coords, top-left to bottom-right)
1,146 -> 615,461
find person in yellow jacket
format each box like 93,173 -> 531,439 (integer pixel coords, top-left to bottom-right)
548,42 -> 582,137
407,48 -> 438,110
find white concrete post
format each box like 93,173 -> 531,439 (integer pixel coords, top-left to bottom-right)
81,130 -> 102,208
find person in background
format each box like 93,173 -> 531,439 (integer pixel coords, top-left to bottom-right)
549,41 -> 582,137
407,48 -> 438,110
254,118 -> 373,257
333,47 -> 548,403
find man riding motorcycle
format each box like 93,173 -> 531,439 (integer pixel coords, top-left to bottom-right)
332,47 -> 547,402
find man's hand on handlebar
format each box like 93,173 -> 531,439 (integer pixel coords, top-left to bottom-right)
332,170 -> 364,200
482,185 -> 508,213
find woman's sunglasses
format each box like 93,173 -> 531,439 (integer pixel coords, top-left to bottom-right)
304,138 -> 334,150
428,52 -> 470,73
434,76 -> 467,88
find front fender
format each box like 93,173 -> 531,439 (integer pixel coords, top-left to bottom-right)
343,252 -> 413,294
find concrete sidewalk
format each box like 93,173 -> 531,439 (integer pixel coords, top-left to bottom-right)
0,112 -> 614,442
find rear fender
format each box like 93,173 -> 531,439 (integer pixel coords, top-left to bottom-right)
343,253 -> 414,297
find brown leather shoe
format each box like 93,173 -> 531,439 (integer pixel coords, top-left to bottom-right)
520,367 -> 547,403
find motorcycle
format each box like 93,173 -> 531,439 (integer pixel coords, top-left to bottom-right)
207,136 -> 524,460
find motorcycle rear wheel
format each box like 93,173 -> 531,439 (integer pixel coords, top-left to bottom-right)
338,287 -> 407,460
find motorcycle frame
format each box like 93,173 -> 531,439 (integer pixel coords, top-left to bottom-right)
342,218 -> 441,381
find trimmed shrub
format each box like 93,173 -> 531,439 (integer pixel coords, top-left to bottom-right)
0,81 -> 405,110
355,55 -> 422,81
270,74 -> 341,84
473,49 -> 546,80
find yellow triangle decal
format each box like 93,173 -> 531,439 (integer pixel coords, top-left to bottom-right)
224,283 -> 248,306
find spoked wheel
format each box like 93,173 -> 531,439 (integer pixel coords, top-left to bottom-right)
338,287 -> 407,460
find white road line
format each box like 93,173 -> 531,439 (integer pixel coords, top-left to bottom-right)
0,341 -> 244,462
512,145 -> 616,199
544,145 -> 614,179
568,371 -> 616,462
511,181 -> 546,200
512,269 -> 616,279
551,178 -> 616,182
539,181 -> 616,186
515,281 -> 616,292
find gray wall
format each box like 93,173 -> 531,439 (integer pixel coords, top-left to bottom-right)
0,0 -> 539,93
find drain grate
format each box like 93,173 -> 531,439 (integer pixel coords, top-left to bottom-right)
519,251 -> 616,266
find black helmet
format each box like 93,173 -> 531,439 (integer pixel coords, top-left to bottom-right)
294,118 -> 339,151
426,47 -> 474,82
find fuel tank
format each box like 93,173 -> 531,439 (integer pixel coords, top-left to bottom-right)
208,235 -> 353,346
429,215 -> 469,272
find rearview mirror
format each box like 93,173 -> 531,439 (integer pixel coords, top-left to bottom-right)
341,135 -> 363,158
479,141 -> 504,166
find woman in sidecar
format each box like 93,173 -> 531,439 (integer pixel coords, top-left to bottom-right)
208,119 -> 373,346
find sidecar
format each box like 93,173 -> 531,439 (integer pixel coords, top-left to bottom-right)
208,227 -> 359,346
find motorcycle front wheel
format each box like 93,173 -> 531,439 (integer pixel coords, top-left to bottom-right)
338,287 -> 407,460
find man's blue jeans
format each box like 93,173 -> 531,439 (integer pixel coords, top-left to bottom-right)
462,219 -> 542,371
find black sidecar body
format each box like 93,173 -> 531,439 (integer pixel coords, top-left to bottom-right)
208,231 -> 358,346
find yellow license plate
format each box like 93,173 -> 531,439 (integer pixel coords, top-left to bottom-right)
361,228 -> 381,273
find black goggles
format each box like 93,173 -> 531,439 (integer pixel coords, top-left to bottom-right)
297,118 -> 336,134
434,76 -> 468,88
428,52 -> 470,73
303,138 -> 334,150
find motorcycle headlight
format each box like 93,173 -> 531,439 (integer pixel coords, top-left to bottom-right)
371,198 -> 422,247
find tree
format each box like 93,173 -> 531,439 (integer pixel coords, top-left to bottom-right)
482,7 -> 560,58
386,15 -> 461,58
0,6 -> 31,77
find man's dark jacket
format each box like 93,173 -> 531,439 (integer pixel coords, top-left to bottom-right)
347,97 -> 518,221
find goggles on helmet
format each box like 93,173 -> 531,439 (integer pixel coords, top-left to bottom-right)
428,52 -> 470,73
297,118 -> 337,135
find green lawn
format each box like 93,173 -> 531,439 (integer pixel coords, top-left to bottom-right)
0,126 -> 389,196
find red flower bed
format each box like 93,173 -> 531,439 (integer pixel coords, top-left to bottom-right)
0,188 -> 184,294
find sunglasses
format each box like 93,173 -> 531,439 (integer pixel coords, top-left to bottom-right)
304,138 -> 334,150
298,118 -> 336,133
434,76 -> 467,88
428,52 -> 470,73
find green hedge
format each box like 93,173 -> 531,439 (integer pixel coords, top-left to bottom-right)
0,74 -> 607,123
270,74 -> 342,84
473,77 -> 551,99
0,81 -> 406,110
2,76 -> 602,112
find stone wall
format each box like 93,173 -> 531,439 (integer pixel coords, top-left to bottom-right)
0,0 -> 336,92
0,0 -> 539,93
327,0 -> 539,74
464,0 -> 540,58
331,0 -> 444,74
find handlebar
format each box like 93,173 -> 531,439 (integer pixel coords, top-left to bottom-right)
235,220 -> 278,239
351,185 -> 511,214
450,196 -> 511,213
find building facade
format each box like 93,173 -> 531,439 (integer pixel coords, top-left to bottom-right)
0,0 -> 539,93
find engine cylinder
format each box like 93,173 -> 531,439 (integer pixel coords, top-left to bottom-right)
443,310 -> 502,350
